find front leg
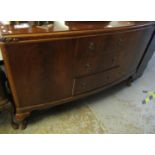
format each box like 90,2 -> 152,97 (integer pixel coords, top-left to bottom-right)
5,102 -> 19,129
13,112 -> 30,130
11,118 -> 28,130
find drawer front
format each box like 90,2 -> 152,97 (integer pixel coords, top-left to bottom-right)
75,35 -> 124,77
73,67 -> 120,95
117,28 -> 154,75
76,52 -> 120,77
5,40 -> 76,107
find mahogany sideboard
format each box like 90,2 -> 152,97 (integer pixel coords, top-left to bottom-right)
0,21 -> 155,129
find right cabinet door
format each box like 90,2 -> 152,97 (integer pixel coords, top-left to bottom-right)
117,27 -> 154,76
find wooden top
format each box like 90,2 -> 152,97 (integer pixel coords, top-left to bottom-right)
0,21 -> 154,35
0,21 -> 154,43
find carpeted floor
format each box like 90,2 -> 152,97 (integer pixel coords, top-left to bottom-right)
0,101 -> 106,134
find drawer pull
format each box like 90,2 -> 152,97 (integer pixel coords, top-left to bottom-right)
119,38 -> 124,42
85,63 -> 92,71
89,42 -> 95,51
85,63 -> 90,68
117,38 -> 124,46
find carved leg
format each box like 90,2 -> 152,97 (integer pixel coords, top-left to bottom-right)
11,114 -> 29,130
19,120 -> 28,130
5,101 -> 30,130
13,112 -> 30,130
6,102 -> 19,129
11,117 -> 19,129
11,118 -> 28,130
11,117 -> 28,130
0,102 -> 19,129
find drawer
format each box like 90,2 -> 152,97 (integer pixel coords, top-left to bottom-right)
76,52 -> 120,77
76,35 -> 124,59
76,35 -> 115,61
73,67 -> 120,95
75,35 -> 125,77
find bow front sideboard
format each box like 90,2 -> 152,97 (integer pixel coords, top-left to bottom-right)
0,21 -> 155,129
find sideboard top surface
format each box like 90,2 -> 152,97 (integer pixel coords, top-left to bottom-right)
0,21 -> 154,36
0,21 -> 155,42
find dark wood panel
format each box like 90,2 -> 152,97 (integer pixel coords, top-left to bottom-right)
75,35 -> 121,77
118,28 -> 154,76
73,67 -> 120,95
5,39 -> 76,107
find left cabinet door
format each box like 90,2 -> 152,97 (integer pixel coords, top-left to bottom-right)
4,39 -> 76,108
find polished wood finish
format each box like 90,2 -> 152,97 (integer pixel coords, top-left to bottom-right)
74,67 -> 120,95
4,40 -> 76,108
0,21 -> 155,129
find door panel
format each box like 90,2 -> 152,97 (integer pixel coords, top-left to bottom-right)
5,39 -> 76,107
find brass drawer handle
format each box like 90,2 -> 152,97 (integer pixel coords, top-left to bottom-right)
117,38 -> 124,45
89,42 -> 95,51
85,63 -> 92,72
85,63 -> 91,68
119,38 -> 124,42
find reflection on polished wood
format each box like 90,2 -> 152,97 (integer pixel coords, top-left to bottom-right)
0,21 -> 153,36
0,21 -> 155,129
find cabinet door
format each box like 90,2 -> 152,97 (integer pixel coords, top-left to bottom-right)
136,33 -> 155,78
117,27 -> 154,76
4,39 -> 76,107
